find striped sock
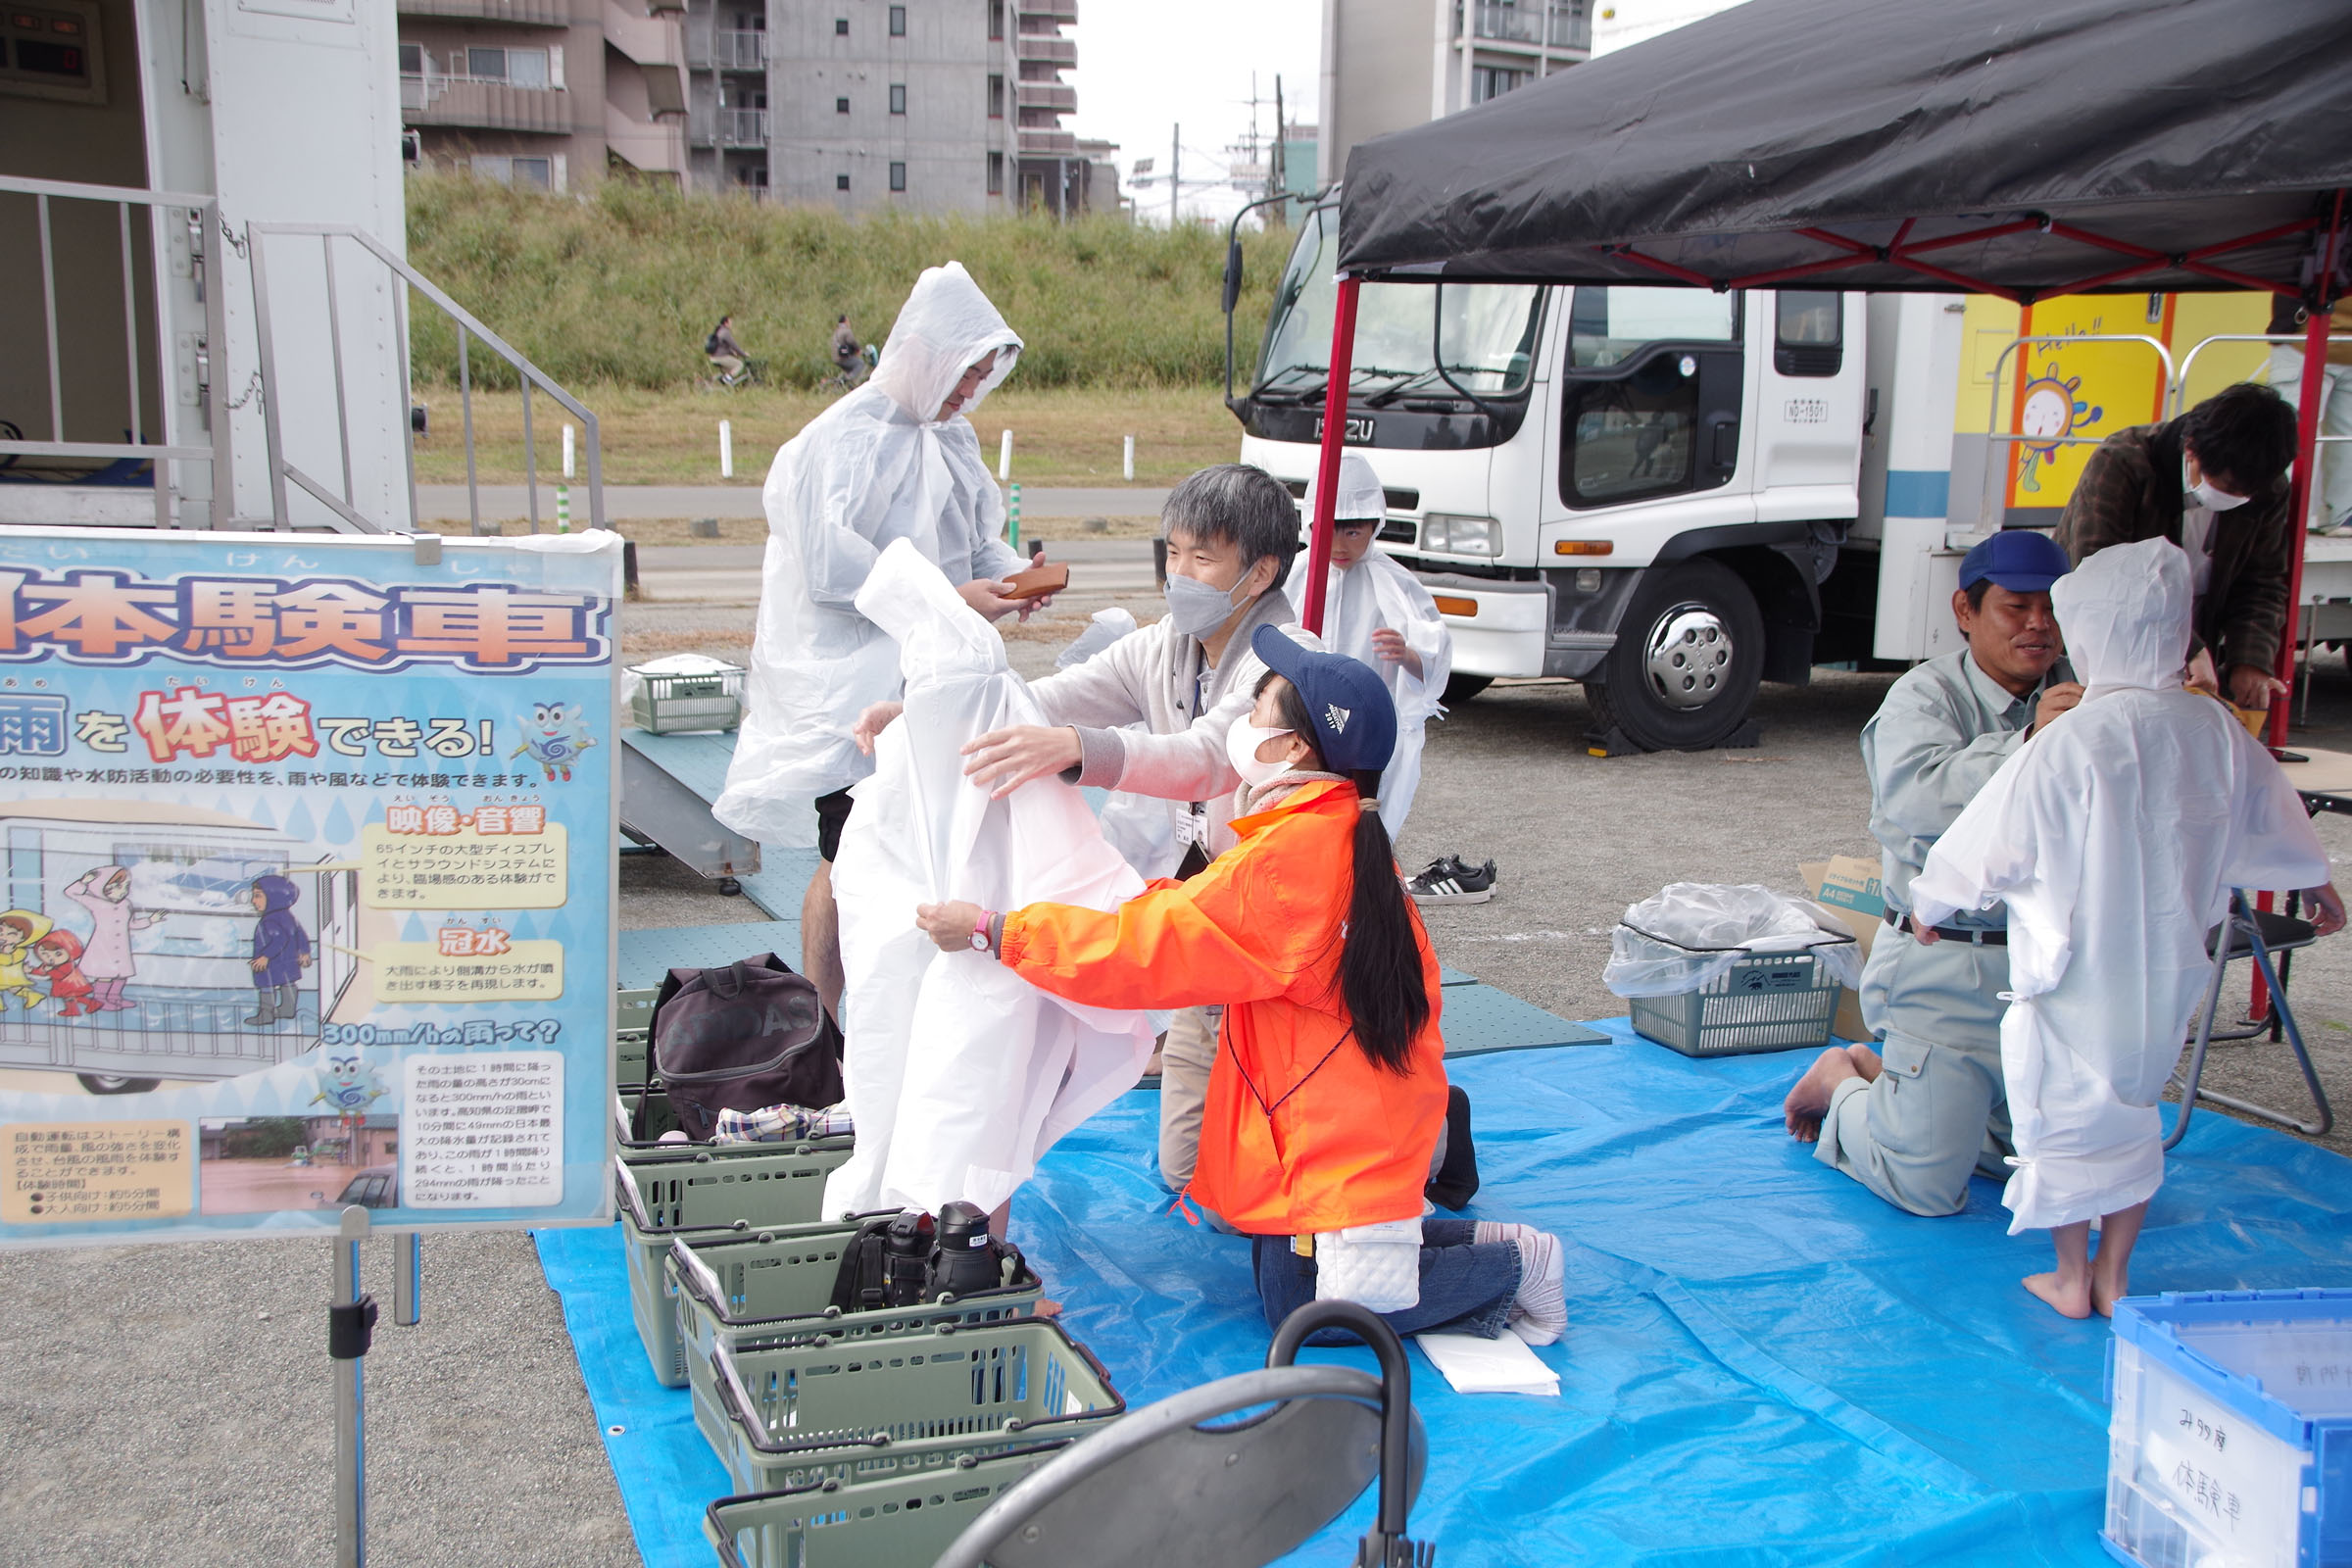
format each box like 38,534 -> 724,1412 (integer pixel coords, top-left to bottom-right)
1506,1231 -> 1567,1346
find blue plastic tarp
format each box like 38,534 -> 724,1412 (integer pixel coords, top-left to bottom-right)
543,1020 -> 2352,1567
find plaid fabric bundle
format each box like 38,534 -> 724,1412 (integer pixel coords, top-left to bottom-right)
711,1103 -> 855,1144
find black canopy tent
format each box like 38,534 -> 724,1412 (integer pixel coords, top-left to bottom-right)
1294,0 -> 2350,755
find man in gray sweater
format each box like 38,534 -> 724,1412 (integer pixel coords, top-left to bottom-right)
861,463 -> 1313,1189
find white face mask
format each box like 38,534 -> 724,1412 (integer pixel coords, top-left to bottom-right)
2183,456 -> 2251,514
1224,721 -> 1296,789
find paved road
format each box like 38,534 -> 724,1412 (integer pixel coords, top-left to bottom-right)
417,483 -> 1168,523
636,536 -> 1159,605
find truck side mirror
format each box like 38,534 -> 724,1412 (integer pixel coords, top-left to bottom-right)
1221,240 -> 1244,316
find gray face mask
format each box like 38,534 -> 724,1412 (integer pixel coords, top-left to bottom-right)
1163,570 -> 1247,640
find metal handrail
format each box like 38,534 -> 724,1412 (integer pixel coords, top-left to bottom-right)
246,221 -> 604,535
2172,332 -> 2352,446
1975,332 -> 2177,529
0,173 -> 231,528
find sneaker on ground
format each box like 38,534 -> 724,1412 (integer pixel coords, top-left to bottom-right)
1408,856 -> 1497,906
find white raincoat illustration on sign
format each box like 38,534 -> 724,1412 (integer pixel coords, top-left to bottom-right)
1910,537 -> 2328,1233
1287,453 -> 1451,835
713,262 -> 1024,848
824,539 -> 1161,1217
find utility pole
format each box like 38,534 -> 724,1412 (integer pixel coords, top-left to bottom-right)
1271,74 -> 1287,211
1170,122 -> 1180,228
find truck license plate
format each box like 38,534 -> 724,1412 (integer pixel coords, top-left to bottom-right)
1312,415 -> 1377,445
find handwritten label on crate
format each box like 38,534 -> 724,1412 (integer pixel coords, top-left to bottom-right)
2,1119 -> 193,1224
2139,1356 -> 2300,1548
402,1052 -> 563,1207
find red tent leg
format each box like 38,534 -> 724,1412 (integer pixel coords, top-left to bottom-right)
1299,274 -> 1360,637
2267,307 -> 2333,752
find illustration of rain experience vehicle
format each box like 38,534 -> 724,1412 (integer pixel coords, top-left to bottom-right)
0,802 -> 361,1093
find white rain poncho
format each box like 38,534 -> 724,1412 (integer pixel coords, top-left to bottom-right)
1911,537 -> 2329,1233
713,262 -> 1024,847
825,539 -> 1160,1217
1287,455 -> 1451,836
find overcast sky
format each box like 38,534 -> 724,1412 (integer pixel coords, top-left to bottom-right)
1064,0 -> 1323,228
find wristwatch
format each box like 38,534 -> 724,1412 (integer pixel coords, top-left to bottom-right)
969,910 -> 993,952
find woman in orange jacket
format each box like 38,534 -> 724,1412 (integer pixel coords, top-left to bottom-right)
918,628 -> 1566,1345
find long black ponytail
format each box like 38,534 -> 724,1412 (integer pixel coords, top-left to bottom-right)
1258,674 -> 1430,1072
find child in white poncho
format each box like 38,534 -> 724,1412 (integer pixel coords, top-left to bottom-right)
1910,537 -> 2343,1319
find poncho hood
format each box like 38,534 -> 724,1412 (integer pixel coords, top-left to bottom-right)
253,874 -> 300,913
2051,536 -> 2189,694
868,262 -> 1022,425
1330,452 -> 1385,523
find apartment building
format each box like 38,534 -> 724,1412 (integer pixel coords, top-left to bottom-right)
677,0 -> 1117,216
398,0 -> 688,191
1316,0 -> 1589,186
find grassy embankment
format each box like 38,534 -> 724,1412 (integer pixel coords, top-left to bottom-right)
404,176 -> 1288,493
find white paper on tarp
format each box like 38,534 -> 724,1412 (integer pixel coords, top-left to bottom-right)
1415,1331 -> 1560,1396
713,263 -> 1024,848
1603,882 -> 1862,998
826,539 -> 1161,1217
1285,545 -> 1450,838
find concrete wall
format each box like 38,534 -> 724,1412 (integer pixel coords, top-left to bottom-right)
1318,0 -> 1439,187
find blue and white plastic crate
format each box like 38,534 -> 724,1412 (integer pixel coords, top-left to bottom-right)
2105,1288 -> 2352,1568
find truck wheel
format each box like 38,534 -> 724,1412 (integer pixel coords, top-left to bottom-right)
78,1073 -> 162,1096
1584,560 -> 1763,751
1443,673 -> 1494,705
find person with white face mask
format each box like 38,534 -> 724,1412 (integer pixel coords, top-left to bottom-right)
1910,538 -> 2344,1321
855,463 -> 1316,1192
2056,381 -> 2301,714
715,262 -> 1037,1024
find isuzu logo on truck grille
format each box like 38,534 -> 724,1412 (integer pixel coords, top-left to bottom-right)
1313,415 -> 1378,445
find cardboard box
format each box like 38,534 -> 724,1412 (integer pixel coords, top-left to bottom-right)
1801,855 -> 1886,1043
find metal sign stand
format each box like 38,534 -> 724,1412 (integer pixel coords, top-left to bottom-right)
329,1210 -> 423,1568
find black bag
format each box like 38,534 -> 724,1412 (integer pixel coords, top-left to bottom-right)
647,953 -> 843,1143
704,329 -> 721,356
1424,1084 -> 1480,1209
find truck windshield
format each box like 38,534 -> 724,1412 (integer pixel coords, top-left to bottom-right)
1254,203 -> 1543,405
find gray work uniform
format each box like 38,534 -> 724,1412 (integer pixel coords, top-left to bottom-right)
1817,650 -> 2060,1217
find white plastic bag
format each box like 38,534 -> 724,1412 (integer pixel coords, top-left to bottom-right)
1603,882 -> 1861,998
1054,607 -> 1138,668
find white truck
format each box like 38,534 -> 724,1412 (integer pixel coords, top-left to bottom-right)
1229,189 -> 2352,751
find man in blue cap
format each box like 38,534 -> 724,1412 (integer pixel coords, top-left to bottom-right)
1783,529 -> 2081,1217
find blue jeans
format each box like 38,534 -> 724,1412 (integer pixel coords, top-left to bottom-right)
1251,1218 -> 1521,1345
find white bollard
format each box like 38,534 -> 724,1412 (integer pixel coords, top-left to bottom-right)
558,422 -> 575,534
1123,433 -> 1136,482
998,428 -> 1013,480
562,422 -> 575,480
719,419 -> 734,479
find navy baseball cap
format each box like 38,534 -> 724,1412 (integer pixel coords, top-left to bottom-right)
1250,623 -> 1398,776
1959,530 -> 2072,593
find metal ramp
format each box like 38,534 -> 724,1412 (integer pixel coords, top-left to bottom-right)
619,729 -> 760,895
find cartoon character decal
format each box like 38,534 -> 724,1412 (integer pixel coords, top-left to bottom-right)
511,702 -> 596,783
29,929 -> 94,1018
247,875 -> 315,1029
0,910 -> 52,1010
310,1048 -> 387,1167
65,864 -> 164,1013
2014,371 -> 2104,495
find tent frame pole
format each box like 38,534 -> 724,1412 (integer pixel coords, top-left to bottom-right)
1300,272 -> 1360,636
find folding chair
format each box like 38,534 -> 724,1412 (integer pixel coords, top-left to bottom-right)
933,1300 -> 1433,1568
2166,889 -> 2333,1151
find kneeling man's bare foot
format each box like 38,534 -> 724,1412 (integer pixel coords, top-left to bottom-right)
2023,1271 -> 2092,1319
1783,1046 -> 1859,1142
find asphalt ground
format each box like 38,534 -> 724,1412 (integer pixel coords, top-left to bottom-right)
10,588 -> 2352,1565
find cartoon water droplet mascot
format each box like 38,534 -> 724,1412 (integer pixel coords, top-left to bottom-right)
311,1048 -> 386,1164
511,701 -> 596,783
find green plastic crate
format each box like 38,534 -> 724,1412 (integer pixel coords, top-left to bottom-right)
1629,949 -> 1842,1056
697,1317 -> 1124,1494
614,986 -> 657,1089
668,1223 -> 1044,1426
616,1142 -> 857,1387
705,1444 -> 1072,1568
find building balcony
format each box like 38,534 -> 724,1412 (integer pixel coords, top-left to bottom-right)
396,0 -> 571,24
603,0 -> 681,67
689,106 -> 767,147
1460,0 -> 1590,50
401,74 -> 573,133
1017,127 -> 1076,156
1016,0 -> 1077,18
1014,32 -> 1073,64
1016,81 -> 1074,112
687,27 -> 766,70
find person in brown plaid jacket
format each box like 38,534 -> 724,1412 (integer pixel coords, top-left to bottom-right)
2053,382 -> 2300,711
